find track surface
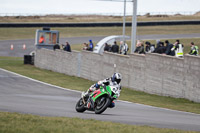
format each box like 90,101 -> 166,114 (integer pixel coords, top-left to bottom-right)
1,33 -> 200,57
0,68 -> 200,131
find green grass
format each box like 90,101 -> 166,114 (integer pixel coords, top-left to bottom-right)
0,56 -> 200,114
1,25 -> 200,40
0,112 -> 198,133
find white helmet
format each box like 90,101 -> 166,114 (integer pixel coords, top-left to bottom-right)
111,73 -> 122,84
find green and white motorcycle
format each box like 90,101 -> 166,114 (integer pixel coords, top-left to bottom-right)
75,84 -> 120,114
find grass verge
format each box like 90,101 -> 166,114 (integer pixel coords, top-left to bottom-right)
1,25 -> 200,40
0,112 -> 198,133
0,56 -> 200,114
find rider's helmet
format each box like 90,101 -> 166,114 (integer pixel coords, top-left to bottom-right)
111,73 -> 122,84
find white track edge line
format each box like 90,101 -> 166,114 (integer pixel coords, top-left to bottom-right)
0,68 -> 81,93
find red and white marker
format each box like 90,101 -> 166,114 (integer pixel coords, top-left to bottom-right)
10,44 -> 14,50
23,44 -> 26,50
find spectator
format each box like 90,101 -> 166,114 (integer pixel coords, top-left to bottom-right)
154,42 -> 166,54
104,43 -> 111,52
64,41 -> 71,52
164,40 -> 174,56
145,41 -> 155,53
189,42 -> 199,56
53,43 -> 60,51
111,41 -> 119,53
83,43 -> 89,51
119,41 -> 129,55
156,40 -> 160,48
39,35 -> 45,44
145,41 -> 150,53
88,40 -> 94,51
171,40 -> 184,58
60,44 -> 65,50
134,40 -> 145,54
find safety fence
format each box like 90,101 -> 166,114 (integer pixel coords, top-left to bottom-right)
1,20 -> 200,27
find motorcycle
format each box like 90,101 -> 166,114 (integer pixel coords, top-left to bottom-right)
75,84 -> 120,114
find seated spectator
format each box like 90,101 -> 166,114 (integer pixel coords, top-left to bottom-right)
189,42 -> 199,56
111,41 -> 119,53
64,41 -> 71,52
53,43 -> 60,51
104,43 -> 111,52
164,40 -> 174,56
134,40 -> 145,54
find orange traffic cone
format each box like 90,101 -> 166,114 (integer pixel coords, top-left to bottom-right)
23,44 -> 26,50
11,44 -> 14,50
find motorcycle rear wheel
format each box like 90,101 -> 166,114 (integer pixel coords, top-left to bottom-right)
95,97 -> 111,114
75,98 -> 86,113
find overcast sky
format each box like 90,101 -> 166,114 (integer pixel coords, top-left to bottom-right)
0,0 -> 200,15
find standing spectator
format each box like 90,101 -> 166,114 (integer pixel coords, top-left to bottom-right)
104,43 -> 111,52
156,40 -> 160,48
111,41 -> 119,53
39,35 -> 45,44
89,40 -> 94,51
82,43 -> 89,50
189,42 -> 199,56
119,41 -> 123,54
134,40 -> 145,54
53,43 -> 60,51
64,41 -> 71,52
145,41 -> 155,53
164,40 -> 174,56
171,40 -> 184,58
145,41 -> 151,53
154,42 -> 166,54
60,44 -> 65,50
119,41 -> 129,55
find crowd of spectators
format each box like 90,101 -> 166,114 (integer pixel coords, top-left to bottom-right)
82,40 -> 129,55
82,40 -> 94,51
58,38 -> 199,57
103,41 -> 129,55
53,41 -> 71,52
134,39 -> 199,57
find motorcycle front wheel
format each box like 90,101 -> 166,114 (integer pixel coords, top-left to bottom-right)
95,97 -> 111,114
75,98 -> 86,113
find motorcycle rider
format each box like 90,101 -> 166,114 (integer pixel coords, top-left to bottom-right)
82,73 -> 122,108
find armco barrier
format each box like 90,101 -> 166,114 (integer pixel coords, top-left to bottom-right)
1,20 -> 200,27
35,49 -> 200,102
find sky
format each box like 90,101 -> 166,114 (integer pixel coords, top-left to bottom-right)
0,0 -> 200,16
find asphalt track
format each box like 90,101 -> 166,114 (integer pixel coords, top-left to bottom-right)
0,68 -> 200,131
1,33 -> 200,57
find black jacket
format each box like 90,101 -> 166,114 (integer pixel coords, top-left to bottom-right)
53,44 -> 60,51
111,44 -> 119,53
64,44 -> 71,52
165,43 -> 173,55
